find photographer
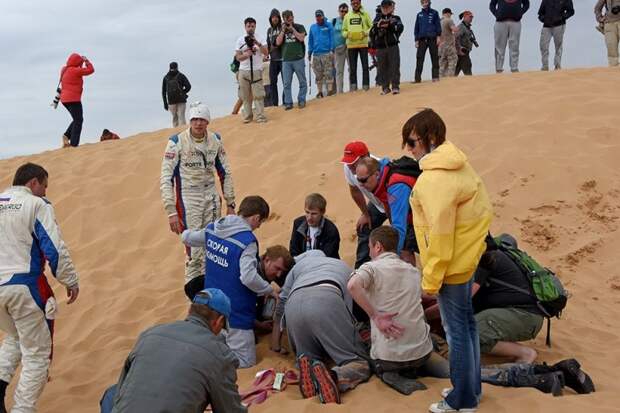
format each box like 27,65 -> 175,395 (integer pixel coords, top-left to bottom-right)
370,0 -> 404,95
595,0 -> 620,67
276,10 -> 308,110
538,0 -> 574,71
455,11 -> 478,76
58,53 -> 94,147
235,17 -> 269,123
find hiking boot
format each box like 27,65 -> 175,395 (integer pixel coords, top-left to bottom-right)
533,372 -> 565,396
297,354 -> 316,399
429,400 -> 477,413
311,360 -> 341,404
550,359 -> 595,394
392,88 -> 400,95
381,371 -> 427,395
381,88 -> 391,95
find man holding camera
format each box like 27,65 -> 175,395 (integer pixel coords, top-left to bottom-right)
235,17 -> 269,123
455,11 -> 479,76
595,0 -> 620,66
371,0 -> 404,95
538,0 -> 574,71
277,10 -> 308,110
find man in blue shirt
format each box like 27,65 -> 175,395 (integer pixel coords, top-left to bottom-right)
309,10 -> 335,98
414,0 -> 442,82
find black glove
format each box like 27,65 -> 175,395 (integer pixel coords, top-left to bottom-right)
164,103 -> 169,111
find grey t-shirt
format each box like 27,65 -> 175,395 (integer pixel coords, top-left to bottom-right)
440,16 -> 456,47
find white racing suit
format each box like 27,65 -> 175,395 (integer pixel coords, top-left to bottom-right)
160,129 -> 235,284
0,186 -> 79,413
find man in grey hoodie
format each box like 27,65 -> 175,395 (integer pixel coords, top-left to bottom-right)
271,250 -> 370,403
182,196 -> 294,368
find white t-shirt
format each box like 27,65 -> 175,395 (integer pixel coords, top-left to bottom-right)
343,154 -> 385,213
235,35 -> 265,72
307,225 -> 320,250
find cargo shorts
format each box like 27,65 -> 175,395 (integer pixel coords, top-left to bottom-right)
476,307 -> 544,353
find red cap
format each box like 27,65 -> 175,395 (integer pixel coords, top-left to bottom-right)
341,141 -> 370,164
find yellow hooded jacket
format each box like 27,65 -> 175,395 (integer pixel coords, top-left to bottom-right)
409,141 -> 493,295
341,8 -> 373,49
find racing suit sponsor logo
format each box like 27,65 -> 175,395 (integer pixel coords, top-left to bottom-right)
0,202 -> 23,212
164,152 -> 176,159
184,162 -> 204,168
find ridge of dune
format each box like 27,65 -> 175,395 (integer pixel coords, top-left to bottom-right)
1,67 -> 620,412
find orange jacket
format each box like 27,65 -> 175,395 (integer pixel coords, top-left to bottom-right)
60,53 -> 94,103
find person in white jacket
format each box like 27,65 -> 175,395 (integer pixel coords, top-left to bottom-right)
0,163 -> 79,413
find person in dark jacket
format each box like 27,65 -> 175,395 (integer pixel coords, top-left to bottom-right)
414,0 -> 442,83
289,193 -> 340,258
100,288 -> 247,413
59,53 -> 94,147
490,0 -> 530,73
371,0 -> 404,95
266,9 -> 283,106
538,0 -> 574,71
162,61 -> 192,127
455,11 -> 479,76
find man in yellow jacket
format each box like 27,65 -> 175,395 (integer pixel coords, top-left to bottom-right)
403,109 -> 492,413
342,0 -> 373,91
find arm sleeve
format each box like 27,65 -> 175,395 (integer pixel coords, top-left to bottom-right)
275,265 -> 297,318
387,183 -> 412,254
594,0 -> 605,21
489,0 -> 498,17
329,23 -> 335,51
435,12 -> 442,35
417,180 -> 459,295
414,16 -> 420,40
181,229 -> 206,247
182,74 -> 191,93
538,1 -> 545,21
522,0 -> 530,14
78,61 -> 95,76
209,358 -> 247,413
239,243 -> 273,295
353,263 -> 374,290
162,77 -> 168,106
322,222 -> 340,259
565,0 -> 575,19
395,17 -> 405,36
214,138 -> 235,206
159,138 -> 180,216
289,222 -> 303,258
34,202 -> 78,288
364,12 -> 372,35
341,15 -> 349,39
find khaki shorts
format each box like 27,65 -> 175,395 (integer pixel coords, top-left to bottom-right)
476,307 -> 544,353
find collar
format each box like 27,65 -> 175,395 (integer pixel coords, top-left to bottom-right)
186,315 -> 215,333
296,217 -> 324,236
376,252 -> 400,260
9,186 -> 33,195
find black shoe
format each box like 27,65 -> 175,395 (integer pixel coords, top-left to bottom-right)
533,372 -> 565,396
285,105 -> 293,111
551,359 -> 595,394
380,372 -> 427,395
316,92 -> 324,99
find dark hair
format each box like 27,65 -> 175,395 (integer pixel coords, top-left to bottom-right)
282,10 -> 293,19
305,193 -> 327,213
442,8 -> 452,14
169,61 -> 178,70
263,245 -> 295,271
401,108 -> 446,152
238,195 -> 270,220
13,163 -> 48,186
189,303 -> 222,323
244,17 -> 256,25
356,156 -> 380,175
370,226 -> 399,253
339,2 -> 349,9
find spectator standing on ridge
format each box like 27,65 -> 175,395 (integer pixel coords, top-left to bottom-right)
162,61 -> 192,128
490,0 -> 530,73
438,8 -> 458,78
414,0 -> 441,83
342,0 -> 373,91
277,10 -> 308,110
59,53 -> 94,147
308,10 -> 335,98
371,0 -> 404,95
333,3 -> 350,94
455,11 -> 479,76
594,0 -> 620,67
266,9 -> 284,106
538,0 -> 574,71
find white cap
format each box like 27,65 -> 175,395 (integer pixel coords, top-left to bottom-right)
188,101 -> 211,122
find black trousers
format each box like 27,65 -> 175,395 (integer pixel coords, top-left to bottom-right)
348,48 -> 370,88
62,102 -> 83,147
269,60 -> 283,106
415,37 -> 439,82
455,53 -> 473,76
376,45 -> 401,90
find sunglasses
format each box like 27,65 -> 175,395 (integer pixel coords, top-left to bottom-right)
406,137 -> 421,148
357,174 -> 372,184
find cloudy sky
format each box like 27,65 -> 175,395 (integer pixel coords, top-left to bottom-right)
0,1 -> 606,158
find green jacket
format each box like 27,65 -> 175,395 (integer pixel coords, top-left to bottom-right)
341,7 -> 373,48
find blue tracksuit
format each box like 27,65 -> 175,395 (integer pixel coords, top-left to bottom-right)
414,7 -> 441,40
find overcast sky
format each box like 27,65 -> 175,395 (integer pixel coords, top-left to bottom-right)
0,1 -> 606,159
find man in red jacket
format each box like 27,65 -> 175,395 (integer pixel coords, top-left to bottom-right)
59,53 -> 94,148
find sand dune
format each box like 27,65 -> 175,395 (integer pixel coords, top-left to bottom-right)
1,67 -> 619,412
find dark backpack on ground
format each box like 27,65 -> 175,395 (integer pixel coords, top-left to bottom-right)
386,156 -> 422,181
166,74 -> 185,103
490,234 -> 568,346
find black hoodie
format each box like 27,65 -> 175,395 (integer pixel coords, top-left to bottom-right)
267,9 -> 283,61
489,0 -> 530,22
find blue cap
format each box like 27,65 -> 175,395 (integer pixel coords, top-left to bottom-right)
193,288 -> 231,320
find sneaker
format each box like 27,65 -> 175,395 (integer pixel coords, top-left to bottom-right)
392,88 -> 400,95
350,84 -> 358,92
297,354 -> 316,399
362,85 -> 370,91
284,105 -> 293,111
298,102 -> 306,109
511,69 -> 519,73
311,360 -> 341,404
380,88 -> 391,95
429,400 -> 477,413
496,69 -> 504,74
242,118 -> 252,124
441,388 -> 452,398
255,118 -> 268,123
551,359 -> 595,394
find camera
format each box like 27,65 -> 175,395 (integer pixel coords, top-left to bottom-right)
244,35 -> 255,53
51,87 -> 61,109
612,5 -> 620,14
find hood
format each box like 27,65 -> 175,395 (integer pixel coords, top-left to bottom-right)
212,215 -> 253,239
419,141 -> 467,171
66,53 -> 83,67
166,69 -> 179,79
294,250 -> 326,263
269,8 -> 281,27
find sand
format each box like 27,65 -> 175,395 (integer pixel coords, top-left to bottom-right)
1,67 -> 619,412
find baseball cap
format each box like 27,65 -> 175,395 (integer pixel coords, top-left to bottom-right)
381,0 -> 395,6
193,288 -> 231,320
188,101 -> 211,122
315,9 -> 324,17
341,141 -> 370,164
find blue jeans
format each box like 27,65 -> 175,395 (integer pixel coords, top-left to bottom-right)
438,278 -> 481,409
100,384 -> 117,413
282,58 -> 307,106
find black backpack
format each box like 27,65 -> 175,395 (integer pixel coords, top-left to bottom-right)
166,74 -> 185,102
386,156 -> 422,181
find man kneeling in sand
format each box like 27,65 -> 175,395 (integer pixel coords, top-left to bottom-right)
100,288 -> 246,413
348,226 -> 449,395
271,250 -> 371,404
